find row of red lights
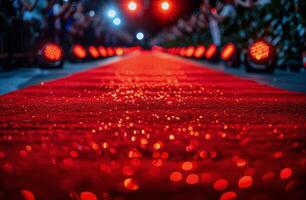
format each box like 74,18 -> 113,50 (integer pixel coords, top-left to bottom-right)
164,44 -> 219,60
163,40 -> 273,64
42,43 -> 141,63
73,45 -> 127,60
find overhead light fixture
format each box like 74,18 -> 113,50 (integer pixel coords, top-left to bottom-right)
113,17 -> 121,26
161,1 -> 170,11
136,32 -> 144,41
107,9 -> 116,18
128,1 -> 138,11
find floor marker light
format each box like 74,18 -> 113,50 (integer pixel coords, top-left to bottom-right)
88,46 -> 99,58
72,44 -> 87,59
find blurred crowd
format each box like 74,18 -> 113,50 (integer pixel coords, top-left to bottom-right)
0,0 -> 132,49
155,0 -> 272,46
153,0 -> 305,67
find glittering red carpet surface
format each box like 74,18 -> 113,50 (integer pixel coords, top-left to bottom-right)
0,51 -> 306,200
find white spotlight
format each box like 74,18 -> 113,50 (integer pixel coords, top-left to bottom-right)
136,32 -> 144,40
107,9 -> 116,18
113,17 -> 121,26
89,10 -> 95,17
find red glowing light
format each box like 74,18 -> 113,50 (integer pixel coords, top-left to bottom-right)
249,40 -> 272,63
124,178 -> 139,190
156,0 -> 173,15
238,176 -> 253,188
107,47 -> 115,57
122,165 -> 135,176
280,167 -> 292,180
170,171 -> 183,182
88,46 -> 99,58
174,48 -> 179,54
161,1 -> 170,11
98,46 -> 108,57
116,48 -> 124,56
211,8 -> 217,14
205,44 -> 217,60
128,1 -> 138,11
182,161 -> 193,171
186,174 -> 199,185
186,46 -> 195,57
80,192 -> 98,200
21,190 -> 35,200
72,44 -> 87,59
221,43 -> 236,61
180,48 -> 186,57
194,45 -> 206,58
42,43 -> 63,62
153,141 -> 163,150
220,191 -> 237,200
214,179 -> 229,191
176,48 -> 181,55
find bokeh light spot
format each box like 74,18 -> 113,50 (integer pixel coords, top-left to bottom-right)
280,168 -> 292,180
80,192 -> 97,200
186,174 -> 199,185
238,176 -> 253,189
220,191 -> 237,200
182,161 -> 193,171
124,178 -> 139,190
170,171 -> 183,182
20,190 -> 35,200
214,179 -> 229,191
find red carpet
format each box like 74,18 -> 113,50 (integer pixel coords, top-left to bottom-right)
0,51 -> 306,200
